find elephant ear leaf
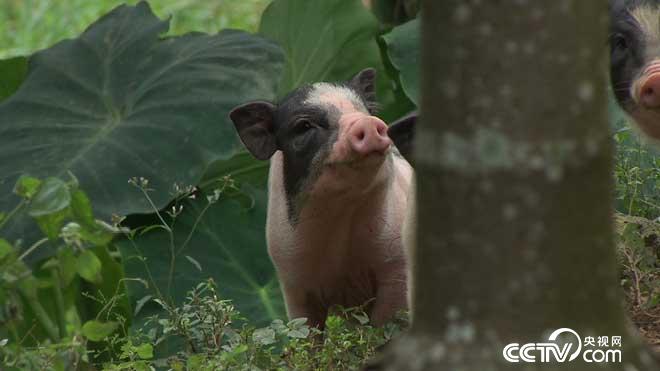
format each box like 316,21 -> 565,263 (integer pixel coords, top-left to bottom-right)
118,183 -> 285,327
258,0 -> 400,119
0,56 -> 28,102
383,18 -> 420,105
0,2 -> 285,258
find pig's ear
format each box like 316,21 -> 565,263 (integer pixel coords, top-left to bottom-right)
388,111 -> 417,163
349,68 -> 377,104
229,101 -> 278,160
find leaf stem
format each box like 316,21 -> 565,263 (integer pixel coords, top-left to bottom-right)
0,200 -> 25,231
167,232 -> 176,300
18,238 -> 49,261
8,321 -> 20,344
176,201 -> 212,257
139,187 -> 171,233
17,286 -> 59,342
136,186 -> 178,301
50,268 -> 67,339
124,237 -> 165,303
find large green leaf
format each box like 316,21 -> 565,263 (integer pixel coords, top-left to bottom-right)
259,0 -> 404,120
0,2 -> 284,247
200,151 -> 269,190
119,185 -> 283,326
0,56 -> 28,102
119,152 -> 279,326
382,18 -> 419,105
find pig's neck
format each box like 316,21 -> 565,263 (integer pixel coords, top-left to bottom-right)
295,181 -> 389,225
292,157 -> 393,223
267,151 -> 412,279
267,151 -> 412,250
292,155 -> 411,246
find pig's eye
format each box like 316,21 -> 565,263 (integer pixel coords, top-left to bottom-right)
293,119 -> 314,134
612,34 -> 629,54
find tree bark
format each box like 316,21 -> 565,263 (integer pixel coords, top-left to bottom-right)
373,1 -> 659,370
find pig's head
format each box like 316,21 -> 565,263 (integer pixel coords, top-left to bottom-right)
229,68 -> 414,218
610,0 -> 660,140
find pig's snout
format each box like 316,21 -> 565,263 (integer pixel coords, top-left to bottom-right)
348,117 -> 391,156
637,62 -> 660,109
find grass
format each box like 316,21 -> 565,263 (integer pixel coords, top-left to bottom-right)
611,102 -> 660,221
0,0 -> 271,59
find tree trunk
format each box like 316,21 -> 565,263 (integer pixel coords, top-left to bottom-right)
372,1 -> 659,370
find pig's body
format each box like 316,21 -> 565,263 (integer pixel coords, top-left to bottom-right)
267,150 -> 413,326
230,69 -> 416,327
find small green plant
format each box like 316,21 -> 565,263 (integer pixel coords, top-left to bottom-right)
614,213 -> 660,348
124,175 -> 237,300
0,175 -> 130,370
615,214 -> 660,310
99,279 -> 408,370
613,129 -> 660,220
1,175 -> 408,370
0,335 -> 87,371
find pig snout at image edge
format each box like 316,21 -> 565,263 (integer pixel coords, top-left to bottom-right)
229,68 -> 417,327
611,0 -> 660,142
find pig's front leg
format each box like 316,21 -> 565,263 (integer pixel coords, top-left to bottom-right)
369,277 -> 408,326
282,285 -> 327,328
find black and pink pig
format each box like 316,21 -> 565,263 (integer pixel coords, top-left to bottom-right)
230,68 -> 415,327
611,0 -> 660,140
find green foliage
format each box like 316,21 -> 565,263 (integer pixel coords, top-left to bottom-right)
0,175 -> 130,369
613,128 -> 660,220
0,336 -> 88,371
1,280 -> 406,370
610,89 -> 659,220
615,214 -> 660,311
98,280 -> 407,370
368,0 -> 419,26
259,0 -> 406,121
13,175 -> 42,200
29,178 -> 71,218
0,3 -> 285,263
83,320 -> 120,342
118,167 -> 285,329
0,0 -> 270,59
260,0 -> 381,94
0,57 -> 27,101
77,250 -> 104,285
382,18 -> 419,105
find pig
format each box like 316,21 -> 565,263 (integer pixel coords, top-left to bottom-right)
610,0 -> 660,140
229,68 -> 416,327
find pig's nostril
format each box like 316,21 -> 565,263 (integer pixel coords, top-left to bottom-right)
639,72 -> 660,108
348,118 -> 391,155
644,87 -> 655,98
